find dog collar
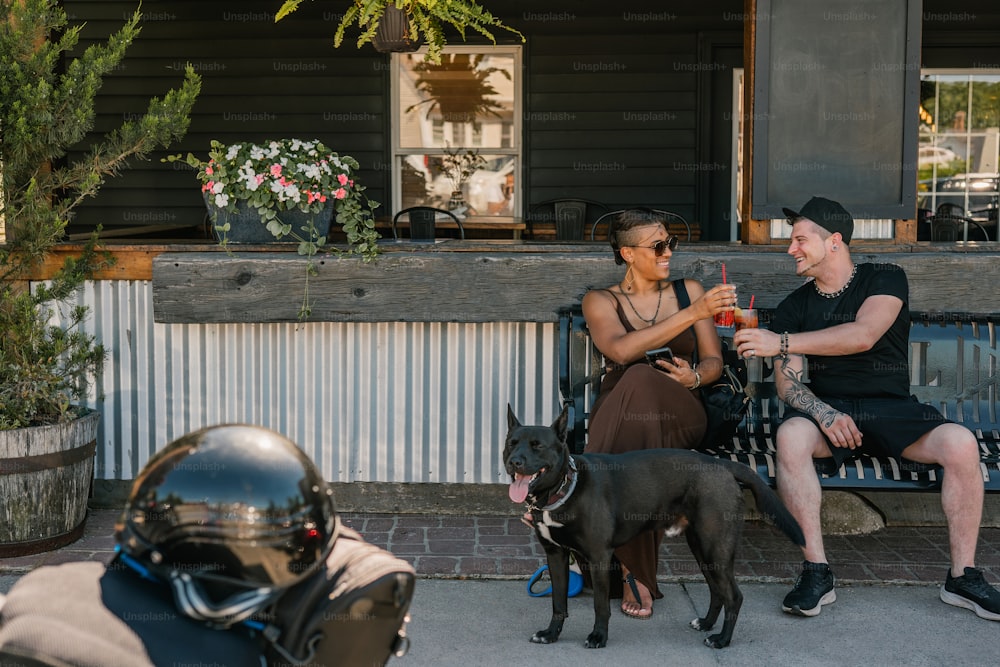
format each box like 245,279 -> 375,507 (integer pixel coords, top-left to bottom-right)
528,456 -> 578,512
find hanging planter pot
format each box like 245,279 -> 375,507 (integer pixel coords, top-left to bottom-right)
372,5 -> 423,53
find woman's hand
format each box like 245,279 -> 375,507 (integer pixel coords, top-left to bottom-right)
652,357 -> 701,389
692,283 -> 737,320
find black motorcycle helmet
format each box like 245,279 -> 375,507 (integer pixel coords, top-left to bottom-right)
115,424 -> 338,626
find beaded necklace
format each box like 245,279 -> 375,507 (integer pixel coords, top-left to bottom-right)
620,282 -> 663,325
814,263 -> 858,299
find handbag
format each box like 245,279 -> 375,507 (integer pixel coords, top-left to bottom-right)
672,279 -> 749,450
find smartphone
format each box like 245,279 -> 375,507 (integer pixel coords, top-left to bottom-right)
645,346 -> 675,368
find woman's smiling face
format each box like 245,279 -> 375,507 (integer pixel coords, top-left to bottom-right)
621,223 -> 672,278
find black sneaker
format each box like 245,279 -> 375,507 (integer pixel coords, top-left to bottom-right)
782,560 -> 836,617
940,567 -> 1000,621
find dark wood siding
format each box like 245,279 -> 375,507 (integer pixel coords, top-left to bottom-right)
504,2 -> 745,238
64,1 -> 1000,241
524,34 -> 700,218
68,1 -> 390,238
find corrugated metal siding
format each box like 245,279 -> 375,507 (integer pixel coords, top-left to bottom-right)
53,281 -> 560,484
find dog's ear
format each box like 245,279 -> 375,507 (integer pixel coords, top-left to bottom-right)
507,403 -> 521,430
552,404 -> 569,444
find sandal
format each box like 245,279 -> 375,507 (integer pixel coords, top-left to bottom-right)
621,572 -> 653,619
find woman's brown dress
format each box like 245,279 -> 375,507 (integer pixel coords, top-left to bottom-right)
584,285 -> 707,602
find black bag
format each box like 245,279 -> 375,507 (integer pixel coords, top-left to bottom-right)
673,279 -> 749,450
265,524 -> 415,667
0,561 -> 264,667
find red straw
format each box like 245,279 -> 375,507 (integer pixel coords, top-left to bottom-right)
721,262 -> 727,284
749,294 -> 755,309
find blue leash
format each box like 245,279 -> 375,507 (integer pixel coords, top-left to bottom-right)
527,554 -> 584,598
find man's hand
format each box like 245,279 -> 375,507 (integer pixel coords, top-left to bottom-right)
734,328 -> 780,359
775,352 -> 863,450
817,410 -> 864,450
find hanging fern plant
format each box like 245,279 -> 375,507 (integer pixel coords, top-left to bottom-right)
276,0 -> 524,64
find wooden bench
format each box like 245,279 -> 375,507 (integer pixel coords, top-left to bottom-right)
558,306 -> 1000,491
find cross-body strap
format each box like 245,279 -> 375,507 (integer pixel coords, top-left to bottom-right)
672,278 -> 699,365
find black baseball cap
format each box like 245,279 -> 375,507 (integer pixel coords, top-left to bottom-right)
783,196 -> 854,244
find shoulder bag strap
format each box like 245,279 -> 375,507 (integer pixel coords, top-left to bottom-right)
672,278 -> 699,365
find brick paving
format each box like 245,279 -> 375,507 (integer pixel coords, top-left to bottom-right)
2,509 -> 999,588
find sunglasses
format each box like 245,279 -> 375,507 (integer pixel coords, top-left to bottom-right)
629,236 -> 679,256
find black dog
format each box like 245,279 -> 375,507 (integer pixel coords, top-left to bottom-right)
504,405 -> 805,649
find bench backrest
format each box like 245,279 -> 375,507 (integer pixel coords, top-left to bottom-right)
558,307 -> 1000,456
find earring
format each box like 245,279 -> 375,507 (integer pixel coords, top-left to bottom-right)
624,264 -> 635,291
832,245 -> 838,251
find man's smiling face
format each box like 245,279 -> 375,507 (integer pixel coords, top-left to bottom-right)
787,219 -> 833,277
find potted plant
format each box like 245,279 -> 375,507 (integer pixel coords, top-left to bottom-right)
437,145 -> 486,210
0,0 -> 200,555
165,138 -> 381,318
275,0 -> 524,64
406,52 -> 511,126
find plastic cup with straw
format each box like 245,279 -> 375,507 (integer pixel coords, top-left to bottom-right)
735,294 -> 758,331
714,263 -> 735,327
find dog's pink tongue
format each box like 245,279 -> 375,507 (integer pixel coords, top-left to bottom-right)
509,473 -> 531,503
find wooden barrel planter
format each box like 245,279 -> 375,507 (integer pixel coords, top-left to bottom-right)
0,410 -> 100,557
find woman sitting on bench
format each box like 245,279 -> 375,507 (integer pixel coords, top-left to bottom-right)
581,208 -> 736,620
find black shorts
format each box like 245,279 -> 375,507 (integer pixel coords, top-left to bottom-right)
778,396 -> 949,475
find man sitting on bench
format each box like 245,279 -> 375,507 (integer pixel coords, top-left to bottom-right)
733,196 -> 1000,621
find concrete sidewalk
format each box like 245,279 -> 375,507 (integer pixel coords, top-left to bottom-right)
405,579 -> 994,667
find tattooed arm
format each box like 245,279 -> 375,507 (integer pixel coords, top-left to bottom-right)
775,352 -> 864,449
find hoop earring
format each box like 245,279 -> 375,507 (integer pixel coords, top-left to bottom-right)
624,264 -> 635,291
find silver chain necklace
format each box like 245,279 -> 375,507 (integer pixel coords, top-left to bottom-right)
620,282 -> 663,325
814,264 -> 858,299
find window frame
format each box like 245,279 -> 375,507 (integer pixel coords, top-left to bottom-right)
390,45 -> 523,218
918,68 -> 1000,223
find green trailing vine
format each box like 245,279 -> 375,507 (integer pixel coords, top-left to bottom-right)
276,0 -> 524,64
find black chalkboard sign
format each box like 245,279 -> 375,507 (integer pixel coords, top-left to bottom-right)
751,0 -> 921,220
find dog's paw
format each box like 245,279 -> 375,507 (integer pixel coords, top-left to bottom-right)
690,617 -> 714,631
703,633 -> 730,649
584,631 -> 608,649
530,630 -> 558,644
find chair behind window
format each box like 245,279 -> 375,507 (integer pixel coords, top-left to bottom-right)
527,199 -> 609,240
928,204 -> 989,242
391,207 -> 465,241
590,209 -> 692,243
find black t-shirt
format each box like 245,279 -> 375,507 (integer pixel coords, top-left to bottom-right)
770,263 -> 910,399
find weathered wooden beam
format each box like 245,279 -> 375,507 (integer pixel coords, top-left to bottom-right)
21,243 -> 207,281
152,248 -> 1000,323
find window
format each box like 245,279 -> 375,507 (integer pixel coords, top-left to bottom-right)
392,46 -> 521,218
918,71 -> 1000,226
732,68 -> 1000,241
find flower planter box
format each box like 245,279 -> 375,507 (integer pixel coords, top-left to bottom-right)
204,194 -> 335,244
